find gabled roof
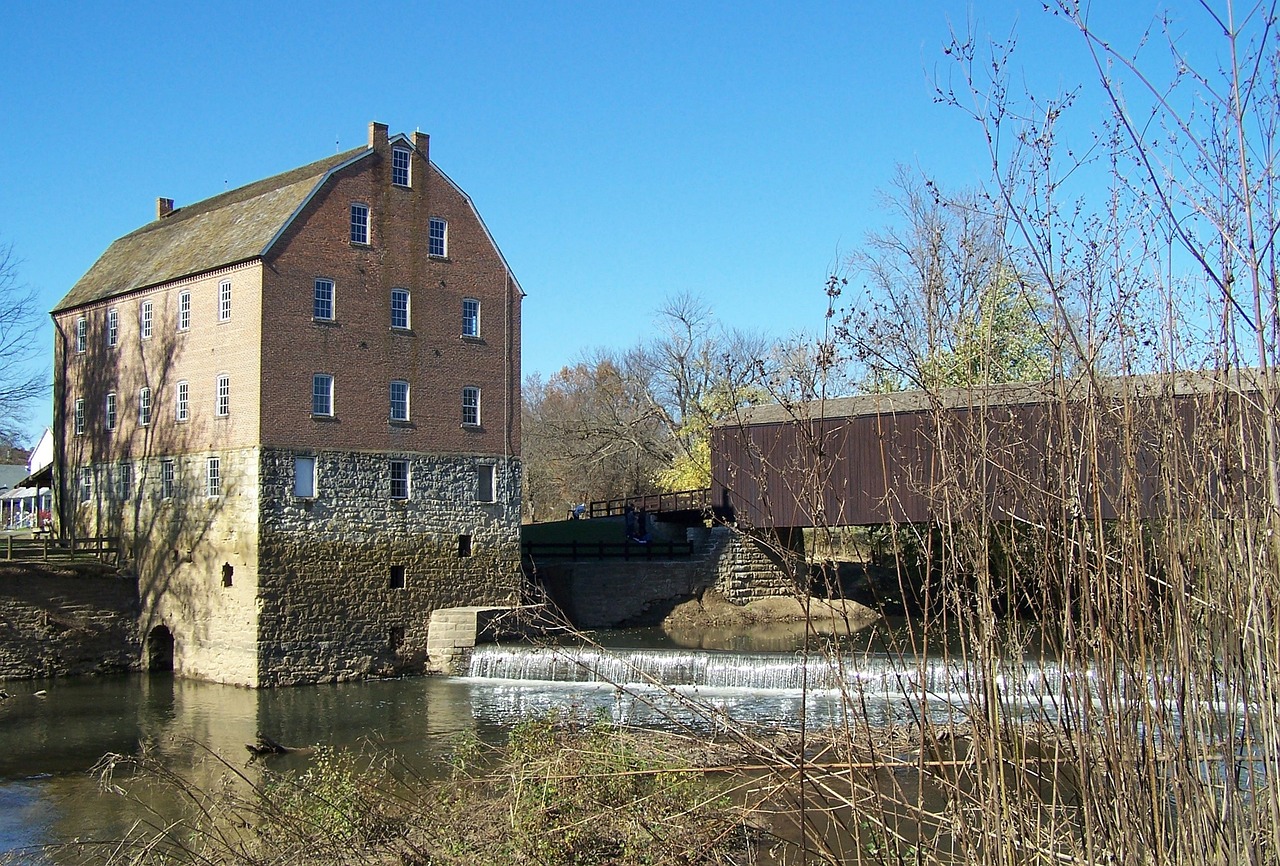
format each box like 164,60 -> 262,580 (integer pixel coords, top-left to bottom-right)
54,146 -> 369,313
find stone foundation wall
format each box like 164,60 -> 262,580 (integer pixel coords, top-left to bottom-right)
714,531 -> 800,602
0,562 -> 140,679
536,557 -> 715,628
256,448 -> 522,686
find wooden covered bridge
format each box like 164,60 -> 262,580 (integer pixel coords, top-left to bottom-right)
578,372 -> 1273,537
707,372 -> 1273,533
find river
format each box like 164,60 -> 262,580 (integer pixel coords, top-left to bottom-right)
2,619 -> 1073,860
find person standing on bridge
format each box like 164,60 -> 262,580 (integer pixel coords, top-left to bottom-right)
624,503 -> 638,539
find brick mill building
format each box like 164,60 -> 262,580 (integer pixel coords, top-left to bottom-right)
51,122 -> 523,686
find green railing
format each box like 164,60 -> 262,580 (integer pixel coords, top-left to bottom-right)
522,540 -> 696,561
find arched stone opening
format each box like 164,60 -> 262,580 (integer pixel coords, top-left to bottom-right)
147,625 -> 175,672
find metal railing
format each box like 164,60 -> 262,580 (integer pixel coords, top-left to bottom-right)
587,488 -> 711,519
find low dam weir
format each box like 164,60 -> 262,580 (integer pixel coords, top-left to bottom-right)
462,644 -> 1084,730
463,643 -> 1248,737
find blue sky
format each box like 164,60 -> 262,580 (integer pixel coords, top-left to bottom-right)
0,1 -> 1221,445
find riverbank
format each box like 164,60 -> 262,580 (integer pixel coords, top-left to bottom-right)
0,561 -> 139,679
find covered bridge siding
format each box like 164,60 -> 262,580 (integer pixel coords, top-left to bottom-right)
710,375 -> 1272,531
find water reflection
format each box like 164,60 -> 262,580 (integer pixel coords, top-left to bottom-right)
0,673 -> 504,858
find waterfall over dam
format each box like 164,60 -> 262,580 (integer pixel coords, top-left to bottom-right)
460,643 -> 1090,731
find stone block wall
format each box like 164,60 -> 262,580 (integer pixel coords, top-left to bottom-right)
256,447 -> 522,685
714,530 -> 800,602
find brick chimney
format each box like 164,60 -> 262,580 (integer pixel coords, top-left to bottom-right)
368,121 -> 389,151
412,130 -> 430,163
157,197 -> 174,219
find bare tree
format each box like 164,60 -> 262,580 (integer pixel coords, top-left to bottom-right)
639,293 -> 769,489
520,295 -> 769,518
521,353 -> 670,522
0,242 -> 47,444
837,167 -> 1063,393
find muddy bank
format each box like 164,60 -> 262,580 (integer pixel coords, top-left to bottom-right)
0,561 -> 140,679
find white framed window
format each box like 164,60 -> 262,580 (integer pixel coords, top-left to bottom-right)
389,459 -> 410,500
429,217 -> 447,257
139,386 -> 152,427
75,317 -> 86,353
462,386 -> 480,427
178,291 -> 191,331
140,300 -> 153,339
218,280 -> 232,321
462,298 -> 480,338
293,455 -> 316,498
215,375 -> 230,417
477,464 -> 496,503
176,380 -> 189,422
391,288 -> 410,330
107,309 -> 119,347
390,380 -> 410,422
392,147 -> 411,186
80,467 -> 92,503
314,278 -> 335,321
350,203 -> 369,244
206,456 -> 221,497
117,462 -> 133,501
312,374 -> 334,417
74,398 -> 85,435
105,392 -> 117,432
160,459 -> 175,499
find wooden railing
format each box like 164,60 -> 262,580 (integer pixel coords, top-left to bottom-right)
2,534 -> 120,564
522,540 -> 696,561
587,489 -> 711,519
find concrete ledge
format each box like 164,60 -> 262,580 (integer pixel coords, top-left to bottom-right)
425,604 -> 555,674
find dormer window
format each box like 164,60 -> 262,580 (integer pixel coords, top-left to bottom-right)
392,147 -> 411,187
350,203 -> 369,244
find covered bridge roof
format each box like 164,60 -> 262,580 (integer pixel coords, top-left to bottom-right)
724,370 -> 1267,428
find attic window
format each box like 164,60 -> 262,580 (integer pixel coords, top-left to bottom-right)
392,147 -> 411,187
